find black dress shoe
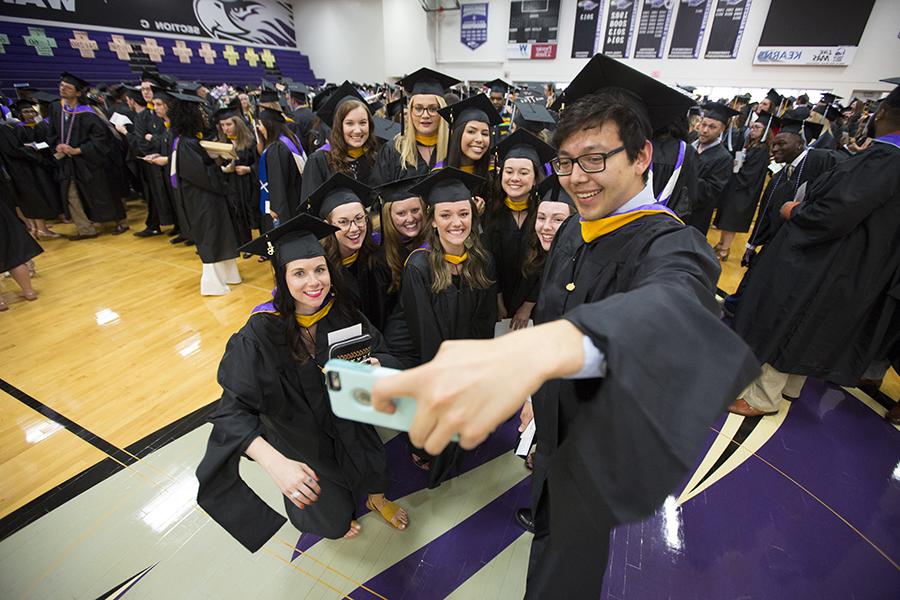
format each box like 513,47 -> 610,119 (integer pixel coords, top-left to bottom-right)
183,239 -> 195,246
112,224 -> 130,235
167,229 -> 180,237
67,232 -> 99,241
133,228 -> 162,238
170,235 -> 186,244
515,508 -> 534,533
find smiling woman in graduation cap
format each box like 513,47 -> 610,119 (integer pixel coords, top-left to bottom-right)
372,67 -> 459,184
307,173 -> 393,331
196,213 -> 409,551
370,54 -> 758,598
382,167 -> 497,484
300,81 -> 379,207
484,129 -> 556,330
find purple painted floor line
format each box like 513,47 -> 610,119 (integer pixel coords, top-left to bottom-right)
292,418 -> 521,560
350,476 -> 532,600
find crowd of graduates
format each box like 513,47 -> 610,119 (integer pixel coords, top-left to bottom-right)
1,55 -> 897,596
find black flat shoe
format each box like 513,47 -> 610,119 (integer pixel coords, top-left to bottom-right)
112,224 -> 130,235
170,235 -> 186,244
133,228 -> 162,238
183,239 -> 195,246
167,229 -> 180,237
515,508 -> 534,533
67,232 -> 99,241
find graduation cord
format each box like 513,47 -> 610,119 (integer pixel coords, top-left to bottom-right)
748,155 -> 807,247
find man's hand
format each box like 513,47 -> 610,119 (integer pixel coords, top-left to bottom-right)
235,165 -> 251,175
371,320 -> 585,455
115,124 -> 128,136
144,133 -> 153,141
780,200 -> 800,220
518,400 -> 534,433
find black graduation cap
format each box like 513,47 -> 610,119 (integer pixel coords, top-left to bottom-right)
13,99 -> 36,112
121,84 -> 145,104
257,107 -> 286,123
13,82 -> 36,92
701,101 -> 740,124
375,174 -> 426,204
538,174 -> 574,207
485,78 -> 514,95
239,213 -> 338,267
819,92 -> 842,104
60,72 -> 90,92
803,120 -> 824,142
154,87 -> 205,104
259,89 -> 280,104
735,93 -> 752,103
559,54 -> 697,132
494,128 -> 556,166
779,114 -> 823,142
812,103 -> 842,122
880,76 -> 900,86
289,82 -> 310,100
512,101 -> 556,133
32,90 -> 59,104
213,98 -> 241,122
397,67 -> 460,97
179,81 -> 202,93
142,70 -> 176,90
765,88 -> 783,106
677,84 -> 696,94
306,173 -> 373,218
408,167 -> 484,206
438,93 -> 502,129
311,84 -> 337,112
373,116 -> 401,142
386,97 -> 405,119
315,80 -> 367,127
752,111 -> 779,129
880,77 -> 900,108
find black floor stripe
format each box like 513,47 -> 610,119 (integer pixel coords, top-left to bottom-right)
0,379 -> 216,542
689,414 -> 764,494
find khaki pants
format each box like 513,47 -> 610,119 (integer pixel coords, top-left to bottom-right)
67,182 -> 97,235
742,363 -> 806,413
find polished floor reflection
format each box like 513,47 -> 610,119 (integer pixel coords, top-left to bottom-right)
1,204 -> 898,598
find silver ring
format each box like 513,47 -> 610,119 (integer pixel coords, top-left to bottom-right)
307,477 -> 314,484
291,490 -> 301,499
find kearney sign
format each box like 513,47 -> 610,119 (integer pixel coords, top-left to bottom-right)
754,45 -> 857,66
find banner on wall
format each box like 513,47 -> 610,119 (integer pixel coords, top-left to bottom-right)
507,0 -> 560,60
571,0 -> 605,59
633,0 -> 674,59
461,3 -> 489,50
668,0 -> 711,59
602,0 -> 638,59
0,0 -> 298,50
704,0 -> 751,59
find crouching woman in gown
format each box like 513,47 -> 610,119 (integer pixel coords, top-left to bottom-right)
196,214 -> 409,551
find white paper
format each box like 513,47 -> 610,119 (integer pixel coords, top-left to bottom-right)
25,141 -> 49,150
494,318 -> 533,337
109,112 -> 132,127
794,181 -> 808,203
515,417 -> 536,457
327,323 -> 362,346
768,162 -> 784,175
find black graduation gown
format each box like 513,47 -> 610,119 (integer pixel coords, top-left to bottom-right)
291,106 -> 315,141
196,310 -> 397,552
46,102 -> 125,223
129,109 -> 175,227
2,124 -> 58,219
0,195 -> 43,272
747,149 -> 842,249
685,141 -> 731,234
299,149 -> 374,207
222,144 -> 260,245
485,208 -> 538,315
263,140 -> 303,220
526,213 -> 758,595
650,137 -> 699,220
169,137 -> 238,263
342,252 -> 394,333
384,249 -> 498,486
733,141 -> 900,385
370,140 -> 439,187
714,144 -> 771,232
812,127 -> 837,150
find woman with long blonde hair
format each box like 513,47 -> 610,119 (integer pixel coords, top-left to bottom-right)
372,68 -> 458,184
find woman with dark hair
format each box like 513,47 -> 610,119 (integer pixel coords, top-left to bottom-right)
372,68 -> 458,184
384,168 -> 497,483
439,93 -> 502,215
215,103 -> 259,246
307,174 -> 392,331
0,196 -> 42,310
197,214 -> 409,551
300,82 -> 379,206
152,89 -> 241,295
713,111 -> 776,261
8,100 -> 62,238
484,130 -> 555,330
256,107 -> 306,229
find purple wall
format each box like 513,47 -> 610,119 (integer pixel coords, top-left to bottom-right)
0,21 -> 321,97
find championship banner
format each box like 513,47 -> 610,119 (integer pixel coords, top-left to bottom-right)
602,0 -> 638,59
0,0 -> 298,50
704,0 -> 751,59
507,0 -> 560,60
571,0 -> 605,59
633,0 -> 673,59
668,0 -> 712,59
460,3 -> 488,51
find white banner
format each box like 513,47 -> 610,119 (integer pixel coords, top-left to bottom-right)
753,45 -> 857,66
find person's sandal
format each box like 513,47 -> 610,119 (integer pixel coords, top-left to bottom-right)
365,498 -> 408,530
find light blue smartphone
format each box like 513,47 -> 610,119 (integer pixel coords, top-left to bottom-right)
324,359 -> 419,433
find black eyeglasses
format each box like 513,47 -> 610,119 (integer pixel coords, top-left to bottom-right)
551,146 -> 627,176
